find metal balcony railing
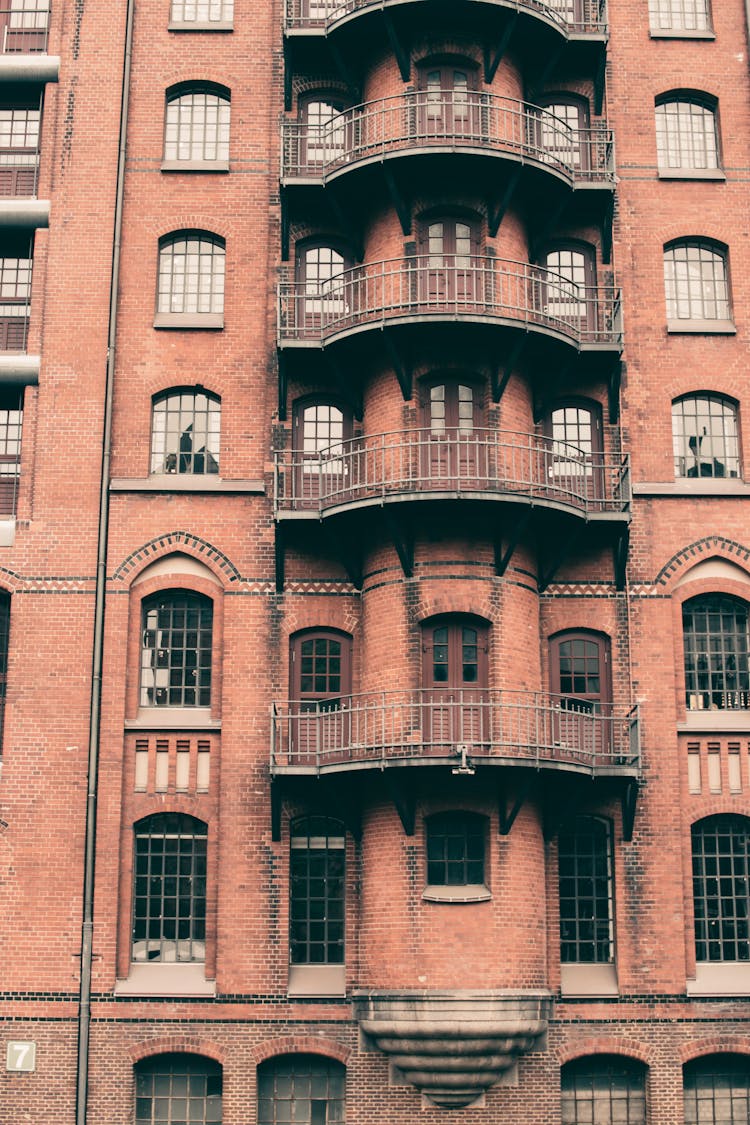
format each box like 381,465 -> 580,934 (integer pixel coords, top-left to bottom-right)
284,0 -> 607,36
0,454 -> 20,516
274,428 -> 630,517
278,256 -> 622,348
0,302 -> 29,351
0,147 -> 40,198
282,93 -> 614,185
0,6 -> 49,53
271,689 -> 640,774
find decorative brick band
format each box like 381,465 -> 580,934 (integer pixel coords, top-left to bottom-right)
112,531 -> 241,585
656,536 -> 750,587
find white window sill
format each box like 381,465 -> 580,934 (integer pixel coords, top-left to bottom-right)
127,708 -> 220,732
154,312 -> 224,329
679,711 -> 750,732
649,27 -> 715,38
168,20 -> 233,30
115,962 -> 216,996
161,160 -> 229,173
288,964 -> 346,998
658,168 -> 725,181
110,475 -> 265,494
687,963 -> 750,996
422,884 -> 491,903
633,480 -> 747,497
667,319 -> 735,335
560,963 -> 618,997
0,517 -> 16,546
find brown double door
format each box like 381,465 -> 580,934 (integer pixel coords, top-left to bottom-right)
290,631 -> 352,760
419,218 -> 481,305
422,619 -> 489,749
421,381 -> 482,487
417,65 -> 481,139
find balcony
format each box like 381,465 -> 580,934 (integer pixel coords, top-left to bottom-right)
0,6 -> 58,82
0,132 -> 48,227
284,0 -> 608,40
271,688 -> 640,778
274,428 -> 630,522
282,93 -> 614,192
278,256 -> 622,352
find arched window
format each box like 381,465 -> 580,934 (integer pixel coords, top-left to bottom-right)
559,817 -> 614,964
298,93 -> 349,169
132,814 -> 208,963
537,95 -> 590,170
561,1056 -> 647,1124
157,231 -> 225,321
140,591 -> 214,708
649,0 -> 711,34
290,815 -> 345,966
683,595 -> 750,711
544,399 -> 604,501
663,239 -> 731,325
540,242 -> 596,330
291,397 -> 353,504
550,631 -> 611,711
420,377 -> 484,484
416,60 -> 481,138
421,616 -> 489,745
151,388 -> 221,476
417,214 -> 482,304
164,83 -> 230,164
135,1053 -> 221,1124
684,1054 -> 750,1123
692,815 -> 750,963
257,1055 -> 345,1125
672,393 -> 740,479
425,811 -> 487,889
656,93 -> 719,173
295,241 -> 350,329
288,629 -> 353,758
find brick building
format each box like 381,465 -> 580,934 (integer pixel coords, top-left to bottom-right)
0,0 -> 749,1120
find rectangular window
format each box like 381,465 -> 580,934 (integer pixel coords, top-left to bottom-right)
290,818 -> 345,965
559,819 -> 614,963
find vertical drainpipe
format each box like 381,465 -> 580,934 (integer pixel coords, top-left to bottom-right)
75,0 -> 134,1119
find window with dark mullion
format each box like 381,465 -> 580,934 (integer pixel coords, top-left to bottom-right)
257,1055 -> 345,1125
559,817 -> 614,963
692,815 -> 750,963
426,812 -> 485,887
684,1053 -> 750,1124
683,595 -> 750,711
140,592 -> 213,708
135,1053 -> 222,1125
561,1056 -> 647,1125
290,817 -> 345,965
132,814 -> 207,963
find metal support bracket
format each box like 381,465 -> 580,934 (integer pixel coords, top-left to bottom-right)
498,771 -> 533,835
275,522 -> 285,593
386,773 -> 415,835
284,41 -> 293,112
271,779 -> 283,841
621,778 -> 639,842
533,360 -> 572,423
538,525 -> 582,592
328,194 -> 364,262
594,50 -> 606,116
608,359 -> 621,423
383,329 -> 412,401
328,39 -> 359,100
532,43 -> 564,95
383,11 -> 411,82
494,509 -> 532,576
278,350 -> 288,421
492,331 -> 528,402
529,195 -> 568,262
329,353 -> 363,420
281,196 -> 290,262
329,524 -> 363,589
483,12 -> 518,83
383,508 -> 414,577
383,165 -> 411,236
488,165 -> 522,238
601,192 -> 614,265
613,528 -> 629,591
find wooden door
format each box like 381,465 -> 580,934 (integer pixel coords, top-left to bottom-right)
421,381 -> 481,486
544,400 -> 604,505
422,619 -> 489,749
419,218 -> 480,306
296,244 -> 347,331
550,632 -> 612,760
541,245 -> 596,332
290,631 -> 352,760
417,65 -> 480,139
292,399 -> 353,506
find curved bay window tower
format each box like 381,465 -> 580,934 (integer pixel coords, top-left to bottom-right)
274,0 -> 636,1108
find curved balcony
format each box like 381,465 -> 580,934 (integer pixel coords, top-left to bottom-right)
278,256 -> 621,351
271,689 -> 640,778
284,0 -> 607,40
274,428 -> 630,521
282,93 -> 614,191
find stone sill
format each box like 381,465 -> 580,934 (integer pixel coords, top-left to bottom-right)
126,709 -> 220,732
657,168 -> 725,181
115,963 -> 216,997
288,964 -> 346,998
422,884 -> 491,903
153,312 -> 224,329
687,964 -> 750,996
667,319 -> 735,335
161,159 -> 229,173
649,27 -> 715,38
633,481 -> 748,497
560,963 -> 618,997
168,20 -> 233,30
111,476 -> 264,494
679,712 -> 750,732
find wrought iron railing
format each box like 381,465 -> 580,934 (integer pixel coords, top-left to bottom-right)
274,428 -> 630,517
278,255 -> 622,348
0,148 -> 39,197
0,6 -> 49,53
271,689 -> 639,773
0,303 -> 29,351
284,0 -> 608,36
282,93 -> 614,184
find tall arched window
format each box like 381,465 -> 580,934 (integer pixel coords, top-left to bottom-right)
290,815 -> 345,966
683,595 -> 750,711
559,817 -> 614,964
684,1054 -> 750,1123
421,616 -> 489,745
418,214 -> 481,304
164,83 -> 230,164
298,93 -> 349,169
135,1053 -> 222,1124
295,241 -> 350,329
291,397 -> 353,505
664,239 -> 731,325
541,242 -> 596,330
538,95 -> 590,170
157,231 -> 225,323
288,629 -> 353,758
257,1056 -> 345,1125
420,377 -> 484,484
151,388 -> 221,476
672,393 -> 739,479
132,814 -> 208,963
544,399 -> 604,502
561,1056 -> 647,1124
416,60 -> 480,138
692,815 -> 750,963
656,93 -> 719,173
140,591 -> 214,708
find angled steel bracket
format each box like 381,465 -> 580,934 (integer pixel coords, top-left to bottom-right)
329,39 -> 359,99
384,508 -> 414,577
275,522 -> 285,593
601,192 -> 614,265
483,12 -> 518,83
538,525 -> 582,592
329,523 -> 364,589
384,11 -> 411,81
271,779 -> 283,841
281,197 -> 290,262
495,509 -> 532,577
608,358 -> 621,423
386,773 -> 416,835
492,331 -> 528,402
594,51 -> 606,116
383,165 -> 411,236
383,329 -> 413,401
613,528 -> 629,591
621,778 -> 639,842
329,353 -> 363,420
498,771 -> 534,835
284,41 -> 293,112
533,360 -> 573,423
278,350 -> 288,420
328,194 -> 364,262
488,165 -> 522,237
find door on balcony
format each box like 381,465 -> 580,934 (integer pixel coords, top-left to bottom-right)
290,630 -> 352,761
544,399 -> 604,507
537,96 -> 589,171
549,631 -> 611,762
417,63 -> 480,140
1,0 -> 49,53
292,398 -> 353,507
299,94 -> 348,171
0,238 -> 32,351
0,388 -> 22,516
420,379 -> 483,488
540,242 -> 596,334
295,242 -> 349,332
0,103 -> 40,197
422,617 -> 489,751
418,216 -> 481,306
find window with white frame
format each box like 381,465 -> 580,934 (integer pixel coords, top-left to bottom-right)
157,232 -> 225,320
663,240 -> 731,325
656,94 -> 719,172
649,0 -> 712,34
151,388 -> 220,476
169,0 -> 233,24
672,393 -> 740,480
164,85 -> 230,164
